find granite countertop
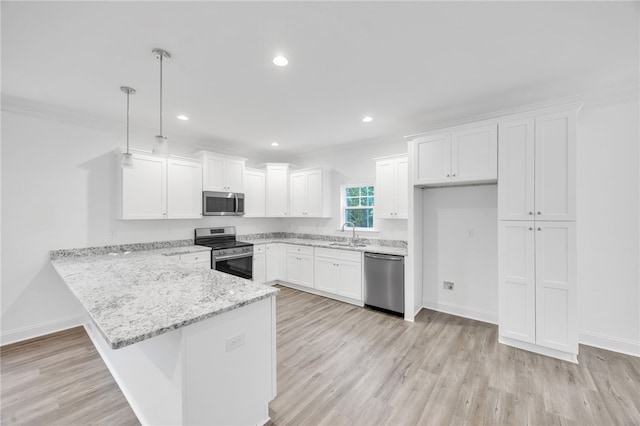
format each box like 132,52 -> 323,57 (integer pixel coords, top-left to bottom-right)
241,237 -> 408,257
51,245 -> 279,350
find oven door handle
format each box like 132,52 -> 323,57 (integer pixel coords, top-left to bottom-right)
214,252 -> 252,261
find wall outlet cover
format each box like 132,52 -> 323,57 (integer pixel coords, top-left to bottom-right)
443,281 -> 454,290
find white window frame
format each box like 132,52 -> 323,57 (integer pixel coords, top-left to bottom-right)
340,183 -> 377,232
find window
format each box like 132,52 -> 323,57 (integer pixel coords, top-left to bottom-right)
342,184 -> 374,229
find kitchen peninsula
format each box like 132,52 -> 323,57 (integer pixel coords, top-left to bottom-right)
50,243 -> 279,426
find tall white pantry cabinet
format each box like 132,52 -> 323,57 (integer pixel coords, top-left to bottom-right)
498,109 -> 578,362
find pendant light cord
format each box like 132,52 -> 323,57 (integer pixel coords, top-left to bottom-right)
126,90 -> 130,153
159,54 -> 163,137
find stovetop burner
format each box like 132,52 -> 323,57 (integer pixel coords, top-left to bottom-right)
194,226 -> 253,251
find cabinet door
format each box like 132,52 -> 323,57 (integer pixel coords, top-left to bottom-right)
285,252 -> 302,285
298,255 -> 315,288
225,159 -> 245,192
375,159 -> 395,219
394,157 -> 408,218
266,243 -> 284,282
498,118 -> 535,220
122,154 -> 166,219
266,166 -> 289,217
203,156 -> 225,191
535,222 -> 577,354
244,169 -> 266,217
415,133 -> 451,184
289,172 -> 307,217
305,169 -> 324,217
167,158 -> 202,219
336,260 -> 362,300
253,252 -> 266,285
314,256 -> 338,294
498,221 -> 536,344
534,111 -> 576,221
451,124 -> 497,183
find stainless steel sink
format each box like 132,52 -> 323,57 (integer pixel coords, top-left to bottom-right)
329,242 -> 367,248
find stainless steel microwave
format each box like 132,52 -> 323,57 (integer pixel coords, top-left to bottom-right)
202,191 -> 245,216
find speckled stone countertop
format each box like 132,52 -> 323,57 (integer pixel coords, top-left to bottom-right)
240,236 -> 408,257
51,245 -> 279,350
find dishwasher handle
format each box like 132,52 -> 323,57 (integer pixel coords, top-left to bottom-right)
364,252 -> 403,261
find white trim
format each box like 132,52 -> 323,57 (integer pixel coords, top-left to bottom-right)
499,336 -> 578,363
0,314 -> 84,346
422,299 -> 498,325
579,331 -> 640,358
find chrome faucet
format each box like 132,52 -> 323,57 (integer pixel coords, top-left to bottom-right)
341,222 -> 357,246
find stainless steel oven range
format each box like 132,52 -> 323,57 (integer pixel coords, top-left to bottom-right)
194,227 -> 253,280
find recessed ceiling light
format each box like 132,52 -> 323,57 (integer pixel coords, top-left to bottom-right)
273,56 -> 288,67
362,116 -> 373,123
177,115 -> 189,121
271,142 -> 279,147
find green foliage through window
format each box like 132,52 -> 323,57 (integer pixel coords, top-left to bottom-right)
344,185 -> 374,228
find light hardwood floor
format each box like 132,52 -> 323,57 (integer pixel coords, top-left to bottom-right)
2,286 -> 639,425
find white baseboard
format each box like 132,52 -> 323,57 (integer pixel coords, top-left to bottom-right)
499,336 -> 578,363
422,299 -> 498,325
0,315 -> 84,346
579,331 -> 640,358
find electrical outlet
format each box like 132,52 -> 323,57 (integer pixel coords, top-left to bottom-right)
225,333 -> 245,352
443,281 -> 454,290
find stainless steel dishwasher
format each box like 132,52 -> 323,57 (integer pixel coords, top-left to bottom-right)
364,252 -> 404,315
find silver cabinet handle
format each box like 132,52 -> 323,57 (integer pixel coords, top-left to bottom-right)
452,174 -> 456,177
537,211 -> 542,215
446,174 -> 450,177
528,227 -> 533,231
528,211 -> 533,215
537,227 -> 542,231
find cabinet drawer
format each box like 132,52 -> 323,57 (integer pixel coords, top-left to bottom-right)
285,244 -> 314,256
253,244 -> 265,254
180,252 -> 210,264
315,247 -> 361,263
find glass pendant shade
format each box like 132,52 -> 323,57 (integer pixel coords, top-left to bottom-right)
153,135 -> 169,157
121,152 -> 133,168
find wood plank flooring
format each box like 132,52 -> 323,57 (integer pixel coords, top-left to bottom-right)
2,286 -> 639,425
1,326 -> 140,425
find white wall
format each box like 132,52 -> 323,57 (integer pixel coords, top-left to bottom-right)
288,137 -> 409,241
577,97 -> 639,356
0,111 -> 283,345
421,185 -> 499,324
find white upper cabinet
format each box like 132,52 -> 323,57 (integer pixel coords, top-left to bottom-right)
534,111 -> 576,221
498,110 -> 576,221
167,158 -> 203,219
244,168 -> 266,217
289,168 -> 331,218
118,151 -> 202,220
265,164 -> 289,217
414,124 -> 497,186
375,155 -> 408,219
199,151 -> 246,193
120,152 -> 167,220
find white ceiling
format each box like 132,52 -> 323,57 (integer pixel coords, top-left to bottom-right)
2,1 -> 638,158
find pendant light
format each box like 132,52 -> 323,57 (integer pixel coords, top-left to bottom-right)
120,86 -> 136,168
152,48 -> 171,157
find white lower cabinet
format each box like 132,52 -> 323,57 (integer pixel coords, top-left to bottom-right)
285,245 -> 314,289
499,221 -> 577,360
265,243 -> 285,282
253,244 -> 266,284
314,248 -> 362,301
